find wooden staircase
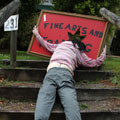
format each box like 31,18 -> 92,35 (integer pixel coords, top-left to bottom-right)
0,60 -> 120,120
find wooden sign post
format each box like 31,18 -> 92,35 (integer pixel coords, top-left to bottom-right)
28,10 -> 109,59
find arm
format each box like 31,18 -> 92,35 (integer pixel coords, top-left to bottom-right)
78,46 -> 106,67
32,26 -> 58,53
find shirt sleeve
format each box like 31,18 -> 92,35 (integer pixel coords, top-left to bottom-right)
36,34 -> 58,53
78,46 -> 106,67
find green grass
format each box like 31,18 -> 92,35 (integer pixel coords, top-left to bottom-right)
0,51 -> 120,72
103,56 -> 120,73
0,79 -> 13,87
0,51 -> 49,68
103,56 -> 120,86
80,103 -> 88,110
0,51 -> 49,61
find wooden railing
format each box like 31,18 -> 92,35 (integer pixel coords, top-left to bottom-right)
100,8 -> 120,29
0,0 -> 21,68
100,8 -> 120,54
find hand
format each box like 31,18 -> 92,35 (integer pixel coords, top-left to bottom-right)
101,45 -> 107,55
32,26 -> 39,36
103,45 -> 107,52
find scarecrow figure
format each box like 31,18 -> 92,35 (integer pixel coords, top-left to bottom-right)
33,26 -> 106,120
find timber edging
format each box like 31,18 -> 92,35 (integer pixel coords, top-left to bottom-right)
0,86 -> 120,101
0,68 -> 113,82
0,111 -> 120,120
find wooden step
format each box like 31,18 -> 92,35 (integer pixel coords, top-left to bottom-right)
0,81 -> 119,101
1,98 -> 120,112
0,68 -> 113,82
0,98 -> 120,120
1,59 -> 102,70
0,111 -> 119,120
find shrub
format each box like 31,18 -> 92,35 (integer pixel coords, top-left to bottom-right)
0,0 -> 39,51
0,0 -> 120,54
53,0 -> 120,55
17,13 -> 39,50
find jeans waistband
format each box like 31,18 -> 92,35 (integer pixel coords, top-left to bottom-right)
47,62 -> 73,74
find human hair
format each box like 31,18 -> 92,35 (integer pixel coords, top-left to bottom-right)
68,28 -> 86,52
71,39 -> 86,52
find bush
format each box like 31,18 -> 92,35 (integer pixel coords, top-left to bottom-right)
0,0 -> 120,54
53,0 -> 120,55
0,33 -> 10,51
17,13 -> 39,50
53,0 -> 119,16
110,30 -> 120,55
0,0 -> 39,51
0,0 -> 12,50
18,0 -> 40,50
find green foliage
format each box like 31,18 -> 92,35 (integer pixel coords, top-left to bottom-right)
19,0 -> 39,20
103,55 -> 120,86
0,0 -> 120,52
0,79 -> 13,87
0,33 -> 10,50
75,0 -> 119,16
110,30 -> 120,55
53,0 -> 120,55
74,0 -> 97,15
104,56 -> 120,73
17,13 -> 39,50
0,0 -> 39,51
53,0 -> 78,12
80,103 -> 88,110
53,0 -> 120,16
111,74 -> 120,86
0,1 -> 15,45
17,0 -> 40,50
0,0 -> 12,9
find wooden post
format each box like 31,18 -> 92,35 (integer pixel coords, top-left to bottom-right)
10,30 -> 17,68
10,9 -> 18,68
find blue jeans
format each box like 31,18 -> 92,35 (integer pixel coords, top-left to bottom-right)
35,68 -> 81,120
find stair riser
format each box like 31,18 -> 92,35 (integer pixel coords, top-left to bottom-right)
1,60 -> 102,70
0,112 -> 119,120
0,87 -> 119,101
1,60 -> 49,68
0,68 -> 112,82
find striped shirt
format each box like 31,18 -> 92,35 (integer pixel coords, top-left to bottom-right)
36,34 -> 106,72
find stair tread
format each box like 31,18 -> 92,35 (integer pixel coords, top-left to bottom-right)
0,67 -> 112,82
0,80 -> 119,89
0,98 -> 120,112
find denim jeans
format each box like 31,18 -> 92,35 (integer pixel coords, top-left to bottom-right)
34,68 -> 81,120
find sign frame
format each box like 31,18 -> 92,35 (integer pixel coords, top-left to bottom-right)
27,10 -> 109,59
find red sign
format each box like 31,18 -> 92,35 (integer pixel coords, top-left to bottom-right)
28,10 -> 109,59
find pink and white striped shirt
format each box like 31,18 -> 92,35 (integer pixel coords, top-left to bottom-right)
36,34 -> 106,72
